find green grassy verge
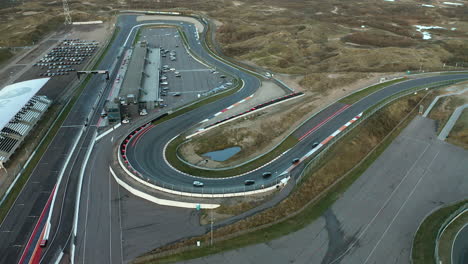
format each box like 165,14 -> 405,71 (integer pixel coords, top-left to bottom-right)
165,135 -> 298,178
93,27 -> 120,70
339,78 -> 407,104
0,48 -> 13,65
0,75 -> 91,223
133,27 -> 142,46
365,79 -> 467,114
141,93 -> 421,264
438,210 -> 468,264
412,200 -> 468,264
0,24 -> 118,224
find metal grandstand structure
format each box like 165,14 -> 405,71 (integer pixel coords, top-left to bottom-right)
0,79 -> 52,164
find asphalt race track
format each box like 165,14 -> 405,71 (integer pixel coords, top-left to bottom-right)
126,73 -> 468,192
1,13 -> 468,264
178,116 -> 468,264
452,224 -> 468,264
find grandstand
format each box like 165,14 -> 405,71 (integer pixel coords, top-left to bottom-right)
0,78 -> 52,164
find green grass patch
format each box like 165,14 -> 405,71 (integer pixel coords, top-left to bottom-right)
92,27 -> 120,70
165,135 -> 298,178
133,27 -> 142,46
365,79 -> 467,114
412,200 -> 468,264
0,48 -> 13,65
0,24 -> 118,224
339,78 -> 407,104
438,210 -> 468,264
139,94 -> 421,264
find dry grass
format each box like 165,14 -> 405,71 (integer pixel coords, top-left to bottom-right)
342,31 -> 418,48
299,72 -> 370,94
447,109 -> 468,149
209,0 -> 468,74
0,48 -> 13,65
200,193 -> 275,224
1,0 -> 467,76
180,95 -> 316,168
136,92 -> 428,262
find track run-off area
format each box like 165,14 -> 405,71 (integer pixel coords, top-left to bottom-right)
1,13 -> 468,264
119,15 -> 468,196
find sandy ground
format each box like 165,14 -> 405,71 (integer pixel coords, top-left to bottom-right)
136,15 -> 204,32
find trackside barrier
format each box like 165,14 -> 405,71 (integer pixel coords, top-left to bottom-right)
119,79 -> 465,196
109,167 -> 219,208
295,79 -> 465,183
187,92 -> 304,139
434,204 -> 468,264
117,113 -> 290,196
115,147 -> 289,198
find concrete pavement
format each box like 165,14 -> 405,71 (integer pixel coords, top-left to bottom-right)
438,104 -> 468,140
177,116 -> 468,264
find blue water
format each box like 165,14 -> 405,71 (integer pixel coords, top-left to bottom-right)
203,147 -> 241,162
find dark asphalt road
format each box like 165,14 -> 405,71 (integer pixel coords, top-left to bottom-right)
0,15 -> 150,264
1,13 -> 467,264
453,223 -> 468,264
126,74 -> 468,193
179,116 -> 468,264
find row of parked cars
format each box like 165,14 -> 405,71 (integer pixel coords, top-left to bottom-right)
161,48 -> 177,61
32,38 -> 98,78
160,65 -> 182,97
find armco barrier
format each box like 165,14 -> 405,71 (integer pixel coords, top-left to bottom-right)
434,204 -> 468,264
110,166 -> 219,209
116,146 -> 289,198
295,80 -> 460,183
186,92 -> 304,139
202,92 -> 303,130
117,113 -> 289,197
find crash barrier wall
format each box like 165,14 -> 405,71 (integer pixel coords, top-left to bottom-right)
434,204 -> 468,264
117,113 -> 289,196
296,79 -> 465,183
136,80 -> 448,261
201,92 -> 303,130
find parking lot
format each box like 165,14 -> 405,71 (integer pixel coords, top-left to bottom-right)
0,23 -> 111,102
33,39 -> 98,78
140,27 -> 233,111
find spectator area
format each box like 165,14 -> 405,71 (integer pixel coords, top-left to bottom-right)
0,78 -> 51,164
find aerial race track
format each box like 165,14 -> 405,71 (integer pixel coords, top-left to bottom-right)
115,14 -> 468,196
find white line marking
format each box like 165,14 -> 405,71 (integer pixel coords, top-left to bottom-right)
108,171 -> 112,263
117,183 -> 124,264
329,143 -> 431,264
363,150 -> 440,264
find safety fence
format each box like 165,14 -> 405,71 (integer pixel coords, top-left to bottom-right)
434,204 -> 468,264
296,79 -> 466,183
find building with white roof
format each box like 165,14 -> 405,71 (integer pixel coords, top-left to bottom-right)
0,78 -> 52,163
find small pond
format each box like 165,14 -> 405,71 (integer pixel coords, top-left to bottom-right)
202,146 -> 241,162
